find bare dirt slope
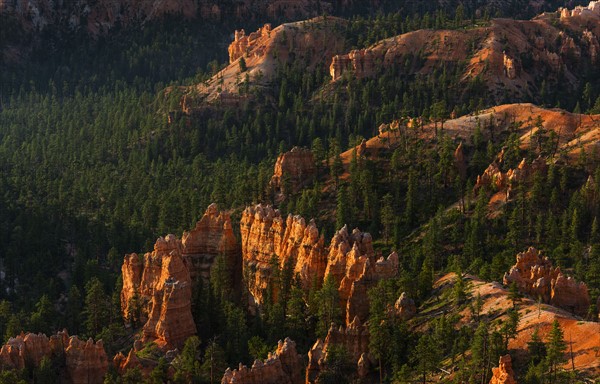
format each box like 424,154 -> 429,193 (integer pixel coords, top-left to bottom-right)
340,103 -> 600,177
179,16 -> 348,111
429,273 -> 600,377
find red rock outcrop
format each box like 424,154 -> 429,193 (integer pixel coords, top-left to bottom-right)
121,204 -> 239,349
330,49 -> 376,81
241,204 -> 326,307
394,292 -> 417,321
0,331 -> 107,384
454,142 -> 467,180
181,203 -> 239,282
489,355 -> 517,384
269,147 -> 316,196
474,157 -> 547,199
221,338 -> 303,384
121,234 -> 196,349
241,205 -> 399,324
65,337 -> 109,384
229,24 -> 273,64
503,247 -> 590,316
306,316 -> 370,383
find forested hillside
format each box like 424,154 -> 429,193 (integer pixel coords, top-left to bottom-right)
0,0 -> 599,383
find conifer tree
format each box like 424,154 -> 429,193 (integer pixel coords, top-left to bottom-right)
546,319 -> 566,383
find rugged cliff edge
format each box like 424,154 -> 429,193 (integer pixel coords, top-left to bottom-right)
240,204 -> 399,324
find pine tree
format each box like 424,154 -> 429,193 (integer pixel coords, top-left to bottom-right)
239,57 -> 247,72
82,277 -> 110,337
527,327 -> 546,365
508,282 -> 522,308
412,334 -> 440,384
546,319 -> 566,383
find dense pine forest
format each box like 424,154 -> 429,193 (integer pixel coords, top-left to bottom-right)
0,0 -> 599,383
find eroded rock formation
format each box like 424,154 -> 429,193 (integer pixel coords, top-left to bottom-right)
0,331 -> 107,384
241,204 -> 398,325
503,52 -> 519,79
66,337 -> 110,384
330,49 -> 376,81
121,204 -> 238,349
489,355 -> 516,384
222,338 -> 303,384
454,142 -> 467,180
503,247 -> 590,316
474,157 -> 547,199
306,317 -> 370,383
394,292 -> 417,321
181,203 -> 238,282
269,147 -> 316,196
121,234 -> 196,349
240,204 -> 326,307
229,24 -> 273,63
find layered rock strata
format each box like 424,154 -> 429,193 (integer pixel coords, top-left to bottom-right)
330,49 -> 376,81
241,204 -> 399,324
121,204 -> 237,349
503,247 -> 590,316
0,331 -> 108,384
181,203 -> 238,282
221,338 -> 303,384
269,147 -> 316,196
229,24 -> 273,64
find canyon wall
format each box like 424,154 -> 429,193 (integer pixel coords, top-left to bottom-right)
240,204 -> 399,324
0,331 -> 108,384
503,247 -> 590,316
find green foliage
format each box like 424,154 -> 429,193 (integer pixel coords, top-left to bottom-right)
174,336 -> 201,383
315,344 -> 354,384
247,336 -> 270,360
83,277 -> 110,338
546,320 -> 566,382
313,274 -> 342,338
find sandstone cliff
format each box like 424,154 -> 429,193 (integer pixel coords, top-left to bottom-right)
121,204 -> 238,349
121,234 -> 196,349
489,355 -> 517,384
181,203 -> 238,282
65,337 -> 110,384
269,147 -> 316,196
221,338 -> 303,384
241,204 -> 398,324
0,331 -> 107,384
240,204 -> 326,306
503,247 -> 590,316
